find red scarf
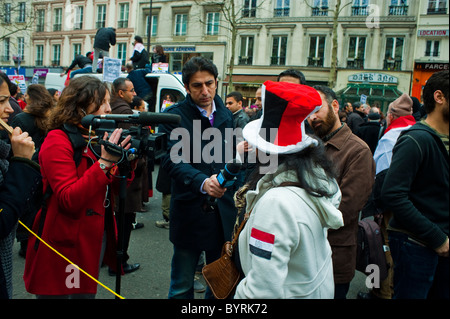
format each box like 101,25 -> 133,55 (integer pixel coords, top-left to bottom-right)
384,115 -> 416,134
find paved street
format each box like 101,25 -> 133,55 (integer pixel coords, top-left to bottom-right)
11,165 -> 368,300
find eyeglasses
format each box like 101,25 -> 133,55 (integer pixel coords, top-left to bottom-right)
121,88 -> 135,93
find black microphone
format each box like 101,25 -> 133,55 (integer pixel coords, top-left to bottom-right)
216,159 -> 242,188
81,112 -> 181,128
204,159 -> 242,212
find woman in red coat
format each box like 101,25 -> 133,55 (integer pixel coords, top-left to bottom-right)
23,76 -> 132,298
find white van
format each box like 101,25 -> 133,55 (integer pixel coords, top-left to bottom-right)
44,72 -> 67,93
46,72 -> 186,114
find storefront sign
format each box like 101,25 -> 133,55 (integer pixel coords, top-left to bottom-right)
348,72 -> 398,84
164,46 -> 196,52
417,30 -> 449,37
415,62 -> 449,70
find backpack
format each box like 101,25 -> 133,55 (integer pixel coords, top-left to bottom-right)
17,124 -> 87,251
356,216 -> 389,281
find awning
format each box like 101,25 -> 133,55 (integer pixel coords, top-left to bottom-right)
336,83 -> 403,113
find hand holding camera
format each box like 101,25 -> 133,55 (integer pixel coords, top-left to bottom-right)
98,128 -> 131,172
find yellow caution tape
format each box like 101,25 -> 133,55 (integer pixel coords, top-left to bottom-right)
18,220 -> 125,299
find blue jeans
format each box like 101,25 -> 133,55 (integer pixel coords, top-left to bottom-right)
168,245 -> 220,299
389,231 -> 449,299
69,66 -> 93,78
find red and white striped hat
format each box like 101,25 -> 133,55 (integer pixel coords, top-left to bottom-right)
243,80 -> 322,154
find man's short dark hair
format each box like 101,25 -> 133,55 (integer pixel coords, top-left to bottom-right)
111,77 -> 131,96
182,56 -> 218,87
226,91 -> 243,103
313,85 -> 337,106
422,70 -> 449,114
352,101 -> 362,110
277,69 -> 306,85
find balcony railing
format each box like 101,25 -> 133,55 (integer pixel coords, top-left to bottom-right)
35,59 -> 43,66
383,59 -> 402,71
51,60 -> 60,66
312,7 -> 329,16
96,21 -> 105,29
389,5 -> 408,15
307,57 -> 324,67
351,6 -> 368,16
238,56 -> 253,65
427,7 -> 448,14
274,8 -> 290,17
0,55 -> 10,62
53,23 -> 61,31
118,20 -> 128,28
347,58 -> 364,69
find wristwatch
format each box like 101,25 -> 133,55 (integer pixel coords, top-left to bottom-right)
99,162 -> 110,170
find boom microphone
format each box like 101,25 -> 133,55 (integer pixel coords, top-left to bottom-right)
81,112 -> 181,128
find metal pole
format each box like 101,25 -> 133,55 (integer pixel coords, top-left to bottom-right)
147,0 -> 153,53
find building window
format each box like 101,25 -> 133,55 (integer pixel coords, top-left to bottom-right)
96,4 -> 106,29
36,45 -> 44,66
427,0 -> 447,14
17,2 -> 26,23
274,0 -> 290,17
18,37 -> 25,60
53,8 -> 62,31
146,15 -> 158,36
117,43 -> 127,65
118,3 -> 129,28
2,38 -> 10,62
243,0 -> 257,18
312,0 -> 329,16
174,14 -> 187,36
384,37 -> 404,70
74,6 -> 83,30
36,9 -> 45,32
52,44 -> 61,65
389,0 -> 408,15
271,36 -> 287,65
352,0 -> 369,16
308,36 -> 325,67
347,36 -> 366,69
73,43 -> 81,59
425,40 -> 440,57
239,36 -> 254,65
206,12 -> 220,36
3,3 -> 11,24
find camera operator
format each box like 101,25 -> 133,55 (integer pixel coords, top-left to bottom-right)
23,76 -> 132,299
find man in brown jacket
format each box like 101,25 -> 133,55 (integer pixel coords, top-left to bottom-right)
309,85 -> 375,299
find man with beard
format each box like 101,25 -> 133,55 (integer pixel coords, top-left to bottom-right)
308,85 -> 375,299
381,70 -> 449,299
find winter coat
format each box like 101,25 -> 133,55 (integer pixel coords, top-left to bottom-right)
382,121 -> 449,249
23,129 -> 125,295
234,165 -> 344,299
93,27 -> 116,51
158,94 -> 237,251
324,124 -> 375,284
0,156 -> 41,299
346,110 -> 366,133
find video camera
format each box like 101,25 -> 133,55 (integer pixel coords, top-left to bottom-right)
81,112 -> 180,161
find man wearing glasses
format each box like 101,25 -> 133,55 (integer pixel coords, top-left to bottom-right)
109,77 -> 143,276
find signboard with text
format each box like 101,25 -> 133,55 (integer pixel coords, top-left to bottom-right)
348,72 -> 398,84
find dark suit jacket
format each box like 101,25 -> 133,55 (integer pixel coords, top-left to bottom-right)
158,94 -> 237,251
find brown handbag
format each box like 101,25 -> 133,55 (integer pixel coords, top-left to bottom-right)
202,199 -> 250,299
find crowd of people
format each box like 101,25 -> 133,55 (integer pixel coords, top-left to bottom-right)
0,51 -> 447,300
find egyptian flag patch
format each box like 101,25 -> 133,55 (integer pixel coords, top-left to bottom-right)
249,228 -> 275,260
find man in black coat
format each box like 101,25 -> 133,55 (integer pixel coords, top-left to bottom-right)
93,27 -> 116,73
158,57 -> 237,299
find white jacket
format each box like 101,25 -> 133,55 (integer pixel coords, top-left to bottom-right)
234,166 -> 344,299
